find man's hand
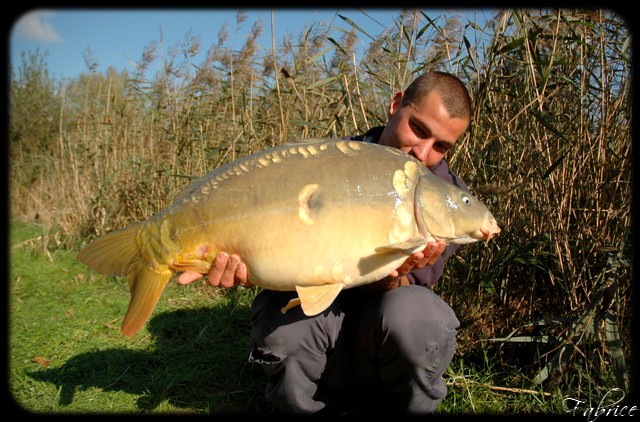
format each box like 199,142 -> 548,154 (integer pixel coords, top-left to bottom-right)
387,240 -> 446,278
177,252 -> 252,288
360,240 -> 446,295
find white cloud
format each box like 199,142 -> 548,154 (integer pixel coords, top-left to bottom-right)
14,10 -> 64,43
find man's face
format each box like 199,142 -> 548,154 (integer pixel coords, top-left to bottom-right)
378,91 -> 469,169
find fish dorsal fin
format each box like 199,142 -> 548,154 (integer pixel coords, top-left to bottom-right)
374,238 -> 426,254
294,284 -> 344,316
281,137 -> 334,146
171,175 -> 209,206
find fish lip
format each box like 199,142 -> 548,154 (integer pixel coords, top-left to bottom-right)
480,218 -> 501,243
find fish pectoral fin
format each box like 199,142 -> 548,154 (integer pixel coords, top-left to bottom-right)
170,259 -> 211,274
375,238 -> 426,254
294,284 -> 344,316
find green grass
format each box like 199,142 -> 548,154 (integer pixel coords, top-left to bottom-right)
440,357 -> 566,414
9,219 -> 574,414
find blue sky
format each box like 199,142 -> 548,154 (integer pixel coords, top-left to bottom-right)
9,8 -> 481,82
8,9 -> 398,81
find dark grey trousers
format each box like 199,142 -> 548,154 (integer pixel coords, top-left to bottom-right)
248,284 -> 459,414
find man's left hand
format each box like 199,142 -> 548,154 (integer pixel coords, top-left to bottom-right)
359,240 -> 446,295
387,240 -> 446,278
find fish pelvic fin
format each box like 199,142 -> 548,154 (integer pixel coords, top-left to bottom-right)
280,298 -> 302,314
295,284 -> 344,316
77,224 -> 140,276
170,259 -> 212,273
121,264 -> 172,338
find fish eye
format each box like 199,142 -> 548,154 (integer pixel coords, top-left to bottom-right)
462,194 -> 471,205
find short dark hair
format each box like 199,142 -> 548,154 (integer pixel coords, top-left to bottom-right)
402,71 -> 472,121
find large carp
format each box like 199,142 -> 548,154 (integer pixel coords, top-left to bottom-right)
77,139 -> 500,337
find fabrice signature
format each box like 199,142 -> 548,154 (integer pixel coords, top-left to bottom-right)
565,388 -> 637,420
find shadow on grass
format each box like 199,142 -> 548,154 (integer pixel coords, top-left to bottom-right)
27,305 -> 271,414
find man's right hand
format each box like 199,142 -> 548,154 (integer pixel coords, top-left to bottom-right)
178,252 -> 252,288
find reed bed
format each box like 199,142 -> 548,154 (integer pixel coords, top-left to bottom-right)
10,8 -> 632,404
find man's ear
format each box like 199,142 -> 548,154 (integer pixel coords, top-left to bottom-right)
388,91 -> 403,118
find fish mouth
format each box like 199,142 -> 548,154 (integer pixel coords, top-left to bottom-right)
420,219 -> 501,246
480,218 -> 501,243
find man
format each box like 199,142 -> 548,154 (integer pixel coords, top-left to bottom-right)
179,71 -> 472,415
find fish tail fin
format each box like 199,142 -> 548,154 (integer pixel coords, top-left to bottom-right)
77,224 -> 140,276
121,265 -> 172,337
77,224 -> 172,337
